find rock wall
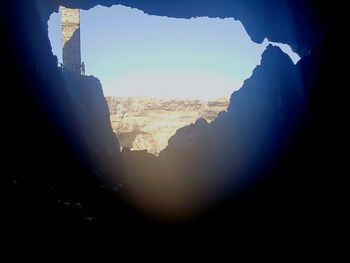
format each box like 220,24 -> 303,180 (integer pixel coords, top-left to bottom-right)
61,7 -> 81,73
61,72 -> 119,159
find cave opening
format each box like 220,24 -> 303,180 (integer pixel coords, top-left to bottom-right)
2,0 -> 326,228
48,4 -> 300,156
38,1 -> 307,222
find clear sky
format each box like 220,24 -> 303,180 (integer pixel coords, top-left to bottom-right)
48,5 -> 300,100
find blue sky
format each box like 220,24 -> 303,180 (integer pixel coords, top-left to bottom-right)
48,5 -> 299,99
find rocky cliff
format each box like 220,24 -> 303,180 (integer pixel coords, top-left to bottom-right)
61,73 -> 119,160
106,96 -> 228,155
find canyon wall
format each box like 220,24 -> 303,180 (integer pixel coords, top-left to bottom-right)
106,96 -> 228,155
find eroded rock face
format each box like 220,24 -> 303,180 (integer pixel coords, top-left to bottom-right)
106,96 -> 229,155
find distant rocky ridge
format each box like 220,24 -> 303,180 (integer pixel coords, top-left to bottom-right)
105,96 -> 229,155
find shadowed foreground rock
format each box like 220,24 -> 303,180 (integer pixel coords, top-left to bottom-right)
118,45 -> 305,220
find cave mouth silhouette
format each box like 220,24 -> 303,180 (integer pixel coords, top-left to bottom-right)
43,2 -> 302,222
39,1 -> 306,224
3,0 -> 339,239
0,0 -> 330,233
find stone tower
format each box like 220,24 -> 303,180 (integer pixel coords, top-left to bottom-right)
60,7 -> 81,74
